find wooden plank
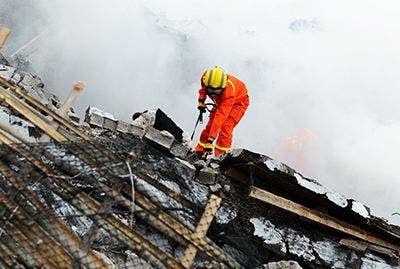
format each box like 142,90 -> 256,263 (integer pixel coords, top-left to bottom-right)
0,232 -> 37,267
340,238 -> 400,261
59,81 -> 85,118
132,190 -> 243,268
181,195 -> 222,268
0,241 -> 21,268
0,192 -> 72,267
137,172 -> 199,213
339,238 -> 368,252
0,86 -> 67,142
0,122 -> 29,143
368,244 -> 399,260
0,212 -> 54,269
249,186 -> 400,251
0,28 -> 11,49
39,81 -> 85,142
0,160 -> 112,269
0,78 -> 91,141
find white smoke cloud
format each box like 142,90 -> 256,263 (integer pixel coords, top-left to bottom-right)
3,0 -> 400,224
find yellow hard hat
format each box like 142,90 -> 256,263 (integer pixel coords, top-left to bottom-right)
202,67 -> 228,89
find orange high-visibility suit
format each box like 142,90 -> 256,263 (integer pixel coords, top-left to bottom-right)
195,74 -> 250,156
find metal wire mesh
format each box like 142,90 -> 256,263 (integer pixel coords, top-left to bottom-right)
0,135 -> 238,269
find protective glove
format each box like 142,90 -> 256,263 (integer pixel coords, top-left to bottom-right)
201,138 -> 214,159
197,101 -> 206,113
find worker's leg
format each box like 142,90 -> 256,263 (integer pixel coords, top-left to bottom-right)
215,101 -> 249,156
194,111 -> 215,152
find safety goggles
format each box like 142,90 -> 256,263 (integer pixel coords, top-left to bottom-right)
205,86 -> 224,96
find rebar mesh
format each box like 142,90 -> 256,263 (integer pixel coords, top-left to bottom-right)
0,135 -> 239,269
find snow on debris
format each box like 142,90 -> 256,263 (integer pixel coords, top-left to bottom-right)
265,159 -> 288,173
0,110 -> 36,142
215,205 -> 237,224
351,201 -> 370,218
250,218 -> 368,267
250,217 -> 286,253
294,173 -> 326,194
326,191 -> 348,208
175,158 -> 196,171
159,178 -> 181,193
312,240 -> 347,268
294,173 -> 349,208
286,230 -> 315,262
87,106 -> 116,120
361,253 -> 400,269
230,149 -> 243,158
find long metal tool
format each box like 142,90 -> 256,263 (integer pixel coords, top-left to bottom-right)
190,111 -> 204,140
190,102 -> 217,140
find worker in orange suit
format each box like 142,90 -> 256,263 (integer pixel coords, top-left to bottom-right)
194,67 -> 250,159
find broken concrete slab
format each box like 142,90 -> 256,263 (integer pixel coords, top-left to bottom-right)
170,141 -> 190,159
198,167 -> 218,185
25,86 -> 51,106
209,183 -> 222,193
193,159 -> 206,169
0,52 -> 10,65
130,125 -> 146,138
222,184 -> 231,194
116,121 -> 134,133
67,110 -> 80,124
209,161 -> 220,170
11,72 -> 22,84
102,117 -> 117,131
116,120 -> 146,138
0,64 -> 15,80
258,261 -> 303,269
144,126 -> 175,151
85,111 -> 104,127
19,73 -> 43,89
85,106 -> 116,120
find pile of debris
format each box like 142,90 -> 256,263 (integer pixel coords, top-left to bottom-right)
0,30 -> 400,269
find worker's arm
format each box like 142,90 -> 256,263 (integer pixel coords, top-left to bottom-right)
197,86 -> 207,112
198,86 -> 207,102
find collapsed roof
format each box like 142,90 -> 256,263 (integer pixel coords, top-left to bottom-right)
0,47 -> 399,269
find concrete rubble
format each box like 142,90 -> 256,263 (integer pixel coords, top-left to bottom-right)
0,49 -> 400,269
258,261 -> 303,269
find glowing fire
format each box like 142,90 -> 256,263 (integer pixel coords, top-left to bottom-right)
279,128 -> 318,176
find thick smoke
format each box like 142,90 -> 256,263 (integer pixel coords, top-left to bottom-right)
1,0 -> 399,224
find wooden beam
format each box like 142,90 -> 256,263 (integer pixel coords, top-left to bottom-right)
0,77 -> 91,141
339,238 -> 368,252
132,190 -> 243,268
0,122 -> 29,143
249,186 -> 400,251
137,172 -> 199,212
340,238 -> 400,261
0,86 -> 67,142
0,28 -> 11,49
58,81 -> 85,118
0,191 -> 73,267
39,81 -> 85,142
181,195 -> 222,268
0,161 -> 112,269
